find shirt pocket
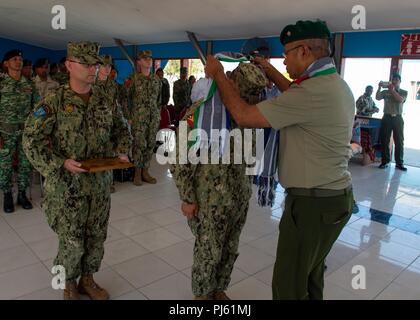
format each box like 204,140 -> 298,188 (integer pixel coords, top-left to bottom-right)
56,111 -> 84,153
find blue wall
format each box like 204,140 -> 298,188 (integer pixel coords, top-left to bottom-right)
0,37 -> 63,64
343,29 -> 420,57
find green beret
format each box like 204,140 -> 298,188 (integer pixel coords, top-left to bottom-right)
67,41 -> 103,64
280,20 -> 331,45
137,50 -> 153,60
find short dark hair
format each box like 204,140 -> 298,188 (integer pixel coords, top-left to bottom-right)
156,68 -> 163,73
392,73 -> 401,81
366,85 -> 373,90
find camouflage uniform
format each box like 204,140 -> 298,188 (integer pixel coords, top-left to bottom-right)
173,78 -> 191,114
52,72 -> 69,86
22,42 -> 131,282
127,64 -> 161,169
171,62 -> 266,297
0,73 -> 39,192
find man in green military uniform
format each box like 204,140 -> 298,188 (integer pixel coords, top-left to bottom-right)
171,63 -> 266,300
127,50 -> 161,185
0,49 -> 39,213
376,74 -> 408,171
173,66 -> 191,121
23,42 -> 131,300
205,20 -> 355,300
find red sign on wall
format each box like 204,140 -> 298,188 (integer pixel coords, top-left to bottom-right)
400,34 -> 420,55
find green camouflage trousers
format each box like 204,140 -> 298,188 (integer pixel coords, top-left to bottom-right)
132,109 -> 160,169
0,132 -> 31,192
188,197 -> 249,296
43,192 -> 110,281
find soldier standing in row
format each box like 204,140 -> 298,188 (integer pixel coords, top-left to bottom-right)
127,50 -> 161,185
23,41 -> 131,300
94,54 -> 129,192
156,68 -> 170,107
0,49 -> 38,213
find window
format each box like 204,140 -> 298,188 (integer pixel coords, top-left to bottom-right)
342,58 -> 392,118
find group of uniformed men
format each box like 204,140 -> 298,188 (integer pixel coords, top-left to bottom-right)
0,18 -> 367,301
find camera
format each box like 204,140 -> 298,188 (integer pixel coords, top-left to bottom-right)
380,81 -> 390,88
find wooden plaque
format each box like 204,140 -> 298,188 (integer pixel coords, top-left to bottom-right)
80,157 -> 134,172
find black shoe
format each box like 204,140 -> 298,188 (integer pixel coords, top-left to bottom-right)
352,202 -> 359,214
396,164 -> 408,171
17,191 -> 33,210
3,191 -> 14,213
378,163 -> 389,169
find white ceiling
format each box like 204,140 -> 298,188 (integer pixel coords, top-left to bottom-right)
1,0 -> 420,49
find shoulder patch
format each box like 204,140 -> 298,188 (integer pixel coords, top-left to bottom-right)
33,105 -> 50,117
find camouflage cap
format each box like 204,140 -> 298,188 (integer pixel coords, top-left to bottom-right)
67,41 -> 103,64
280,20 -> 331,45
137,50 -> 153,60
101,54 -> 113,65
231,62 -> 267,104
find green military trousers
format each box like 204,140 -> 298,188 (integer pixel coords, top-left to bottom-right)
272,190 -> 353,300
43,192 -> 111,281
380,114 -> 404,165
188,198 -> 249,296
0,132 -> 32,192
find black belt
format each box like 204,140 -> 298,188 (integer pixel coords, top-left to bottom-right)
384,114 -> 401,118
286,185 -> 353,198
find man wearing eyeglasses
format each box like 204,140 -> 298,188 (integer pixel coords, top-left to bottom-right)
23,41 -> 131,300
205,20 -> 355,300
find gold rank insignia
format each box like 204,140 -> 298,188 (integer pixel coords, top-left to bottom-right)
64,104 -> 75,113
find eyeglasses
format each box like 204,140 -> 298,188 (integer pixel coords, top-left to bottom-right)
282,45 -> 305,58
67,59 -> 100,69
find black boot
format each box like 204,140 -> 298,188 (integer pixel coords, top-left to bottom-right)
3,191 -> 14,213
17,190 -> 33,210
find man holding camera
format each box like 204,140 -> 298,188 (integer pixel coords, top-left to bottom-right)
376,73 -> 408,171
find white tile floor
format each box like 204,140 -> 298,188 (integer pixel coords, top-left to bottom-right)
1,160 -> 420,300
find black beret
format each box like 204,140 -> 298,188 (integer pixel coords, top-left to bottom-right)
280,20 -> 331,45
3,49 -> 23,62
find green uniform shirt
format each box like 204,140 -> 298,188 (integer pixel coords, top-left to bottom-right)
257,73 -> 355,190
0,73 -> 40,132
377,88 -> 407,115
